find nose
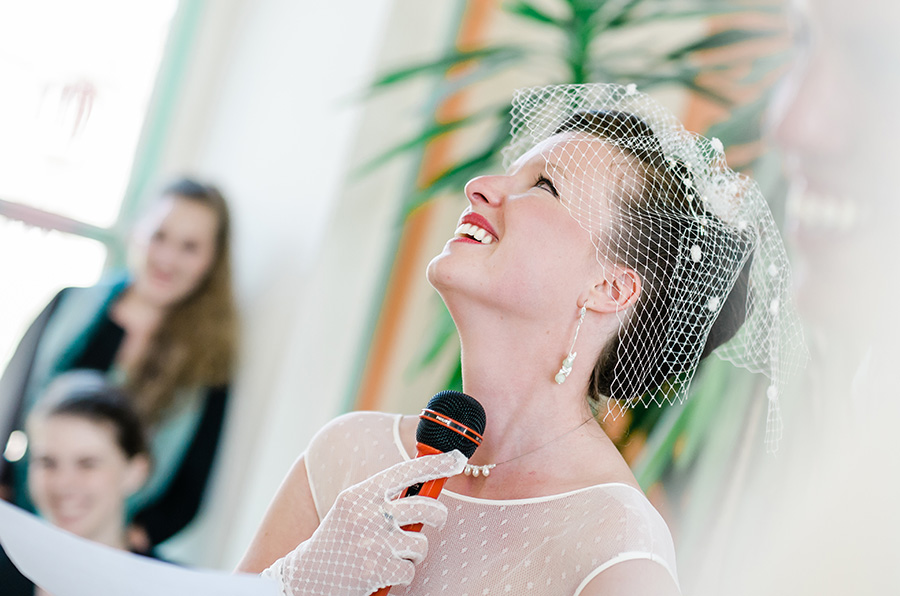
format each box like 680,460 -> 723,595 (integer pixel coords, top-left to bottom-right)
150,239 -> 177,270
45,465 -> 78,494
464,175 -> 505,207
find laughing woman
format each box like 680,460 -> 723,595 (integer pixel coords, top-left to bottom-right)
238,84 -> 803,596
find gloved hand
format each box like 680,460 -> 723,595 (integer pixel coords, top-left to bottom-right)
262,450 -> 466,596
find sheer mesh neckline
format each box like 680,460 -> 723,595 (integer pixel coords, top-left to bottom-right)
304,410 -> 680,591
389,414 -> 643,505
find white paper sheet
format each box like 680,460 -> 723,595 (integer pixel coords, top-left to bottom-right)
0,499 -> 278,596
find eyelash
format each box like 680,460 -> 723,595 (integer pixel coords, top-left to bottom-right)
535,175 -> 559,198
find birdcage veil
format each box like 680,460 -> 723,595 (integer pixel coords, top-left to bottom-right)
503,84 -> 806,452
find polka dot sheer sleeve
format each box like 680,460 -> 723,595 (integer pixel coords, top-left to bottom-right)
305,412 -> 408,520
263,441 -> 466,596
301,413 -> 679,595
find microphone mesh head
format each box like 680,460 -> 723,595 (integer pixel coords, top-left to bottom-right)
417,391 -> 486,458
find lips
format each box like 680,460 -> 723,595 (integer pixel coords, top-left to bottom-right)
454,212 -> 498,245
148,267 -> 175,286
47,497 -> 90,526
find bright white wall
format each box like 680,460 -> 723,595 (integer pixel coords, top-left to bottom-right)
143,0 -> 462,568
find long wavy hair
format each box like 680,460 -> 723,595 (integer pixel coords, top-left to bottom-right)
128,178 -> 238,422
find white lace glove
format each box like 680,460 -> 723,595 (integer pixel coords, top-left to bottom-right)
262,450 -> 466,596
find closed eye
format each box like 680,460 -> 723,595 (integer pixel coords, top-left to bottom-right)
535,174 -> 559,199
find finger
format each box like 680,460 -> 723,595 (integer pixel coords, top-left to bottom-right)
379,450 -> 467,498
388,530 -> 430,566
384,497 -> 449,529
379,558 -> 416,588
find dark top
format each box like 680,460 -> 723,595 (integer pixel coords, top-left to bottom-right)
0,544 -> 33,596
0,286 -> 230,548
65,310 -> 230,544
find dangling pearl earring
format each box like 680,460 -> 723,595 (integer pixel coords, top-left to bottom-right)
555,304 -> 587,384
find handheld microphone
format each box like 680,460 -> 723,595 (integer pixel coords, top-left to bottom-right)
372,390 -> 486,596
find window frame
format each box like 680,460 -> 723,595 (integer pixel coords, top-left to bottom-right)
0,0 -> 206,270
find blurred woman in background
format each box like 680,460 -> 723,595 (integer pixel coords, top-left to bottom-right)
0,177 -> 238,553
0,372 -> 152,595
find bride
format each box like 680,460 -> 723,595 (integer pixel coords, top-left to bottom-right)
236,83 -> 801,596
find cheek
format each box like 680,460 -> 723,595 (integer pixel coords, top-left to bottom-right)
522,218 -> 594,274
186,254 -> 208,278
182,249 -> 215,285
84,469 -> 125,497
27,471 -> 48,498
196,256 -> 216,286
137,240 -> 157,268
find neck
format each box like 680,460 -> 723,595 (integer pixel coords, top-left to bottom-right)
437,296 -> 628,498
454,311 -> 598,467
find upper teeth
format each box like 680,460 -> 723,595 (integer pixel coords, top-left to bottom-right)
455,223 -> 494,244
786,187 -> 859,232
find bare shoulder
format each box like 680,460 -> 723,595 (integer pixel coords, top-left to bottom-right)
578,559 -> 681,596
580,424 -> 643,492
236,410 -> 406,574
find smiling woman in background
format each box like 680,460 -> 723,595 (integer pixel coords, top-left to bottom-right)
0,177 -> 238,554
0,372 -> 153,595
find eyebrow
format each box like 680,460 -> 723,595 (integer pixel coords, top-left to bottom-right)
543,158 -> 573,177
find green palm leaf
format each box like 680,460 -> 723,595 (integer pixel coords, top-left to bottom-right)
358,0 -> 792,488
368,46 -> 527,91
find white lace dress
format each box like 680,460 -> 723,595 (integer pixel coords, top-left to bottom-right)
305,412 -> 679,595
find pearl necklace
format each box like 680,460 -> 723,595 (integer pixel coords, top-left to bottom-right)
463,418 -> 593,477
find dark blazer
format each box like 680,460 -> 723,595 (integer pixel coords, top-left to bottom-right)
0,276 -> 230,547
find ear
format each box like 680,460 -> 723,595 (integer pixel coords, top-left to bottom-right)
583,265 -> 642,314
122,454 -> 151,496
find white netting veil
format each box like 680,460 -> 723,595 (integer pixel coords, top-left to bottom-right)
503,84 -> 806,451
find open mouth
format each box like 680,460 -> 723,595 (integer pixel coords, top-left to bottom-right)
149,269 -> 175,285
454,222 -> 495,245
50,500 -> 90,525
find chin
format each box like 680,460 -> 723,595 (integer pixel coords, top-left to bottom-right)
146,286 -> 191,309
53,517 -> 92,537
425,251 -> 454,292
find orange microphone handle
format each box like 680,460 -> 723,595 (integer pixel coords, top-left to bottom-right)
399,443 -> 447,498
414,443 -> 442,458
399,474 -> 447,533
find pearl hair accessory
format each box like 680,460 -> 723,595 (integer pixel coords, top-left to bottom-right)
463,418 -> 593,477
555,304 -> 588,384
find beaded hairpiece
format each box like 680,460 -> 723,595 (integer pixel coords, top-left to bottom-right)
504,84 -> 806,451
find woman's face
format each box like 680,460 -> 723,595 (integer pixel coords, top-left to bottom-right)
770,0 -> 899,331
132,195 -> 220,308
428,132 -> 616,319
27,415 -> 146,542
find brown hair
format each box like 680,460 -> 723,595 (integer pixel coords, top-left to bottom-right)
29,372 -> 149,460
554,111 -> 752,407
128,178 -> 238,422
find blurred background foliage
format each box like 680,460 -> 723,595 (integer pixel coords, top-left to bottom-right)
362,0 -> 792,538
